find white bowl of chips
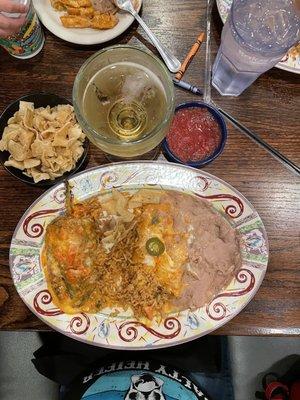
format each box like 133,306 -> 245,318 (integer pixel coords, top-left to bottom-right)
0,93 -> 89,187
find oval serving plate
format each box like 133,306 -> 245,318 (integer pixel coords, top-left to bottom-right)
216,0 -> 300,75
33,0 -> 142,45
10,162 -> 269,349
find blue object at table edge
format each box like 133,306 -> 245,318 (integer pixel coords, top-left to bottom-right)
162,101 -> 228,168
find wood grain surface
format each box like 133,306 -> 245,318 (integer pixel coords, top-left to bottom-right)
0,0 -> 299,336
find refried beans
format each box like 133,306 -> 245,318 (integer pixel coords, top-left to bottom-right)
91,0 -> 118,13
163,192 -> 242,310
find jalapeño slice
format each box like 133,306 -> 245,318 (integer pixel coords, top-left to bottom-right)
146,237 -> 165,257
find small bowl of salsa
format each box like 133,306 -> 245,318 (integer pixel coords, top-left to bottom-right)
162,101 -> 227,167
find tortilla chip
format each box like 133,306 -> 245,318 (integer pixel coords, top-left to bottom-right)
0,139 -> 6,152
4,157 -> 25,170
69,124 -> 85,140
91,12 -> 118,29
33,114 -> 47,132
28,168 -> 51,183
23,107 -> 34,130
39,128 -> 56,140
55,104 -> 74,124
23,158 -> 41,169
47,155 -> 73,173
49,170 -> 65,179
36,106 -> 56,122
70,142 -> 84,159
51,0 -> 65,11
8,140 -> 28,161
1,128 -> 21,151
51,122 -> 73,147
7,115 -> 18,124
19,101 -> 34,114
31,138 -> 56,158
60,15 -> 91,28
66,6 -> 94,16
61,0 -> 92,7
4,123 -> 22,133
18,130 -> 35,149
61,161 -> 74,172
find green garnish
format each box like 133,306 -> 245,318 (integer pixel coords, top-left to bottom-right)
146,237 -> 165,257
151,215 -> 160,225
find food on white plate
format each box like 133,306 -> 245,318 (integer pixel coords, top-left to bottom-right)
288,42 -> 300,60
50,0 -> 119,30
42,187 -> 242,320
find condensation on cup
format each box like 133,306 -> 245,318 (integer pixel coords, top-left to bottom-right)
0,0 -> 44,59
212,0 -> 300,96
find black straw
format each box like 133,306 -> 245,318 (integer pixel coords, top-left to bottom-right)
217,106 -> 300,176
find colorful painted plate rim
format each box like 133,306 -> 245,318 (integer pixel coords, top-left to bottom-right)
216,0 -> 300,75
10,161 -> 269,349
32,0 -> 142,45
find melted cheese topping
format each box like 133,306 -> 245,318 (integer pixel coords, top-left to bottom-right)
135,203 -> 188,297
42,190 -> 189,320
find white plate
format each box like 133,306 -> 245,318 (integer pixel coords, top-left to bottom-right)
216,0 -> 300,75
10,162 -> 269,349
33,0 -> 142,45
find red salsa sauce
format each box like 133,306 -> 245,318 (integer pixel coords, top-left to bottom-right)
166,108 -> 222,163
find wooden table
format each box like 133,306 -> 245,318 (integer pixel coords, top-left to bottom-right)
0,0 -> 299,336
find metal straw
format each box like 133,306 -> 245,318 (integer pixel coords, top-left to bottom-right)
216,106 -> 300,176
